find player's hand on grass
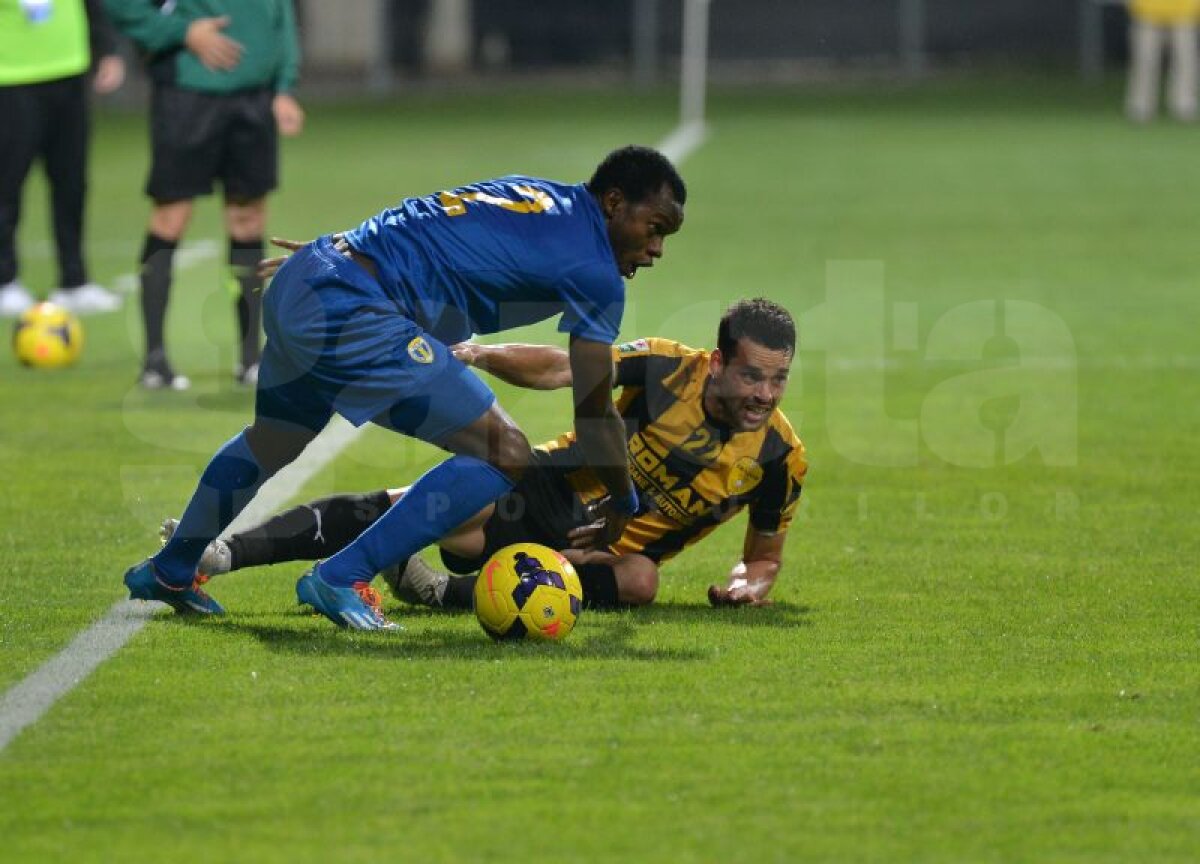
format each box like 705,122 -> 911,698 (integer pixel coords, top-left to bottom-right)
186,17 -> 242,71
707,578 -> 774,608
273,93 -> 305,137
258,237 -> 308,279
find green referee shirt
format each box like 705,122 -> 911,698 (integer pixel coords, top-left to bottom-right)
104,0 -> 299,93
0,0 -> 91,86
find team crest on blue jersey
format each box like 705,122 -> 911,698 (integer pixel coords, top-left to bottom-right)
407,336 -> 434,364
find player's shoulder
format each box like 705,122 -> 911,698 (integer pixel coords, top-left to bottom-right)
612,337 -> 702,361
762,407 -> 806,465
768,406 -> 802,443
491,175 -> 588,206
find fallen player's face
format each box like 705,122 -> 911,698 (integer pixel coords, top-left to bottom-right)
708,340 -> 793,432
605,183 -> 685,279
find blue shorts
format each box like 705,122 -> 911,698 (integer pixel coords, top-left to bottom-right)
256,235 -> 495,441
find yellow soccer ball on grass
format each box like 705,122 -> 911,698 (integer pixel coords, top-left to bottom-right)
12,302 -> 84,369
474,542 -> 583,641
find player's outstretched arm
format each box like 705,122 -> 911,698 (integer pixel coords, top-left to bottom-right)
451,342 -> 573,390
708,527 -> 786,607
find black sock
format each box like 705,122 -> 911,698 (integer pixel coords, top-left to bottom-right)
442,575 -> 477,610
227,490 -> 392,569
140,233 -> 176,360
577,562 -> 620,609
229,237 -> 264,368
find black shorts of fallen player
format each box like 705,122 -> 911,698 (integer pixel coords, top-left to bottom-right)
438,453 -> 593,574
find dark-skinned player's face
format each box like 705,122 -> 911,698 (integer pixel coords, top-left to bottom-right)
706,338 -> 793,432
601,182 -> 685,279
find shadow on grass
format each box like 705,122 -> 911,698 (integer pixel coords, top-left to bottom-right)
160,598 -> 812,662
370,599 -> 813,628
615,600 -> 813,629
202,617 -> 706,662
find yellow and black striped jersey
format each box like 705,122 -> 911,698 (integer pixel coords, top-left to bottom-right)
536,338 -> 807,563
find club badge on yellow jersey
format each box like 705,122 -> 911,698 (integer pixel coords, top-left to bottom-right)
727,457 -> 764,496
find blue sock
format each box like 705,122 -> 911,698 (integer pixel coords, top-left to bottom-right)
318,455 -> 514,587
154,431 -> 266,586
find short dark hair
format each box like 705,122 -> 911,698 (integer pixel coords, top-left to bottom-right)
587,145 -> 687,206
718,298 -> 796,360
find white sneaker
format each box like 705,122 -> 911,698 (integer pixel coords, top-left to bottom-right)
49,283 -> 122,315
139,349 -> 190,391
384,555 -> 450,606
0,282 -> 34,317
234,362 -> 259,386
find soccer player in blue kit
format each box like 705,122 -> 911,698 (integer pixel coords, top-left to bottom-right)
123,145 -> 687,629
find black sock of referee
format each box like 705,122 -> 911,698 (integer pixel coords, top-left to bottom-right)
226,490 -> 392,569
139,233 -> 176,362
229,237 -> 264,370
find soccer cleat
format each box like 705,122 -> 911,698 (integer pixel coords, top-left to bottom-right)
296,564 -> 399,630
48,283 -> 122,315
0,281 -> 34,317
384,556 -> 449,607
140,349 -> 191,391
158,518 -> 233,576
353,581 -> 386,615
123,558 -> 226,616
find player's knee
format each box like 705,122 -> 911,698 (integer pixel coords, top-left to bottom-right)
244,420 -> 315,474
617,556 -> 659,606
225,197 -> 267,240
149,200 -> 191,242
492,423 -> 533,481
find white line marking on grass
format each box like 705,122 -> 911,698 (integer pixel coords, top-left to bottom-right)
657,120 -> 708,164
110,239 -> 219,294
0,417 -> 364,754
0,123 -> 709,754
226,416 -> 364,534
0,602 -> 155,752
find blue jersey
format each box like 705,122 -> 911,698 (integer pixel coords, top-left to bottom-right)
344,177 -> 624,345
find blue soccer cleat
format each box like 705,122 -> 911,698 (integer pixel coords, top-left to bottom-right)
124,558 -> 226,616
296,564 -> 399,631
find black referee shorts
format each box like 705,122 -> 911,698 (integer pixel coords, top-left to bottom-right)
146,85 -> 277,201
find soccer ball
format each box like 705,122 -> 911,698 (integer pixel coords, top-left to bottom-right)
12,302 -> 83,369
474,542 -> 583,641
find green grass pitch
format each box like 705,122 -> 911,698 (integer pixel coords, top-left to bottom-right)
1,78 -> 1197,862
